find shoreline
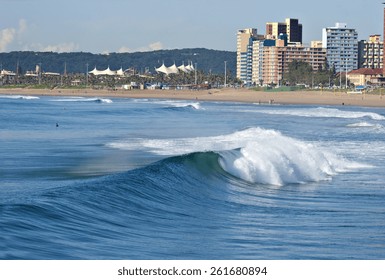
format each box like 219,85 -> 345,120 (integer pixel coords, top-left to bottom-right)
1,87 -> 385,107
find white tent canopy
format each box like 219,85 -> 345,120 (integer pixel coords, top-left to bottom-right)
155,62 -> 195,75
155,63 -> 171,75
89,66 -> 125,76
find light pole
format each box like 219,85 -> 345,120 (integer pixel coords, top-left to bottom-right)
194,63 -> 197,85
86,63 -> 89,88
38,62 -> 42,85
224,61 -> 227,88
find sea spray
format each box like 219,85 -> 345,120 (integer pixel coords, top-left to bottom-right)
107,127 -> 364,186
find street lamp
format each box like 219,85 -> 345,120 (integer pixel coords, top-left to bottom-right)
38,62 -> 42,85
86,63 -> 89,88
224,61 -> 227,88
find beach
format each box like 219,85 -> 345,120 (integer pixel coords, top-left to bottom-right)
2,87 -> 385,107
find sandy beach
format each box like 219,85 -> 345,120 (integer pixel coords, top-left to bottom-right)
1,87 -> 385,107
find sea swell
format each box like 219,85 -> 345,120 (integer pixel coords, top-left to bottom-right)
2,98 -> 383,260
1,146 -> 372,259
107,127 -> 367,186
1,152 -> 234,259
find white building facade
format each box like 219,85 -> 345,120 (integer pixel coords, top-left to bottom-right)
237,28 -> 262,85
322,23 -> 358,73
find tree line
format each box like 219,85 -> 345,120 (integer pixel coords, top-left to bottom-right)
0,48 -> 236,76
283,60 -> 342,88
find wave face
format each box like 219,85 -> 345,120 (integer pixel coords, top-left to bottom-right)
108,127 -> 365,186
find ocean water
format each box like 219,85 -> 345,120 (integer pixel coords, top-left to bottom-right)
1,94 -> 385,260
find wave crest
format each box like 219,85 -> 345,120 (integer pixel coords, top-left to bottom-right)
108,127 -> 368,186
52,97 -> 113,103
219,142 -> 335,186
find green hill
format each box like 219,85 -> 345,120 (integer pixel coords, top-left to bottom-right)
0,48 -> 236,76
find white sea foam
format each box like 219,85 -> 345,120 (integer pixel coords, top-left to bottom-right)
136,99 -> 202,110
347,122 -> 375,127
346,122 -> 384,130
218,139 -> 364,186
257,107 -> 385,120
107,127 -> 368,186
160,100 -> 202,110
0,95 -> 40,100
52,97 -> 113,103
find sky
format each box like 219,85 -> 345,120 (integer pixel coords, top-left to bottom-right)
0,0 -> 383,53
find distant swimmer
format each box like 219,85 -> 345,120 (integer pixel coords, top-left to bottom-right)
56,122 -> 59,127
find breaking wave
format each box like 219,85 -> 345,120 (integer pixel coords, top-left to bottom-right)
107,127 -> 368,186
52,97 -> 113,103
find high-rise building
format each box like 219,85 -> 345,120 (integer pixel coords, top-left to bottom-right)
262,44 -> 326,85
358,35 -> 383,69
266,18 -> 303,44
236,28 -> 263,84
322,23 -> 358,73
237,18 -> 326,86
383,5 -> 385,76
252,40 -> 264,85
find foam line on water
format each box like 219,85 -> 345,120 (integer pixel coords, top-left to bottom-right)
150,100 -> 202,110
51,97 -> 113,103
0,95 -> 40,100
257,107 -> 385,120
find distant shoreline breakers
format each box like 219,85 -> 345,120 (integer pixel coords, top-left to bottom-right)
2,87 -> 385,108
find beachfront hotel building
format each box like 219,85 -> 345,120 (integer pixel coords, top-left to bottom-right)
383,4 -> 385,77
252,40 -> 265,85
322,23 -> 358,73
262,43 -> 326,85
237,18 -> 327,86
266,18 -> 303,44
358,35 -> 384,69
236,28 -> 264,84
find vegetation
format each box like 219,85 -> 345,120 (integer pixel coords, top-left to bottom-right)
283,60 -> 336,88
0,48 -> 236,76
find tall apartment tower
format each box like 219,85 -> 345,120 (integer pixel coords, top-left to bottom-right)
383,5 -> 385,76
236,28 -> 261,84
322,23 -> 358,73
358,35 -> 383,69
266,18 -> 303,44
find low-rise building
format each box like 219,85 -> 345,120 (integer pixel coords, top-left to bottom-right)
347,68 -> 383,86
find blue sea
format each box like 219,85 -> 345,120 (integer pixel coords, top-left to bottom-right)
1,94 -> 385,260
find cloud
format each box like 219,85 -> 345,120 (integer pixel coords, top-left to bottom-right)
0,19 -> 26,51
39,42 -> 79,53
118,41 -> 164,53
18,19 -> 27,34
0,28 -> 16,52
1,19 -> 78,53
22,42 -> 80,53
